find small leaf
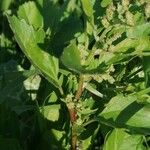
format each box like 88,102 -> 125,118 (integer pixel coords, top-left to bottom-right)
81,0 -> 94,19
101,0 -> 112,8
79,108 -> 98,115
85,83 -> 103,98
42,105 -> 60,122
61,44 -> 83,73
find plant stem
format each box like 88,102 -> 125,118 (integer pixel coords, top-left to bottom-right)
70,74 -> 84,150
75,74 -> 84,101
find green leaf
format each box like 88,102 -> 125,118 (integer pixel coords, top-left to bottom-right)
0,0 -> 12,11
85,83 -> 103,98
80,0 -> 94,35
136,37 -> 150,52
79,108 -> 98,115
51,129 -> 64,141
17,1 -> 43,29
101,0 -> 112,8
103,129 -> 145,150
127,23 -> 150,38
99,94 -> 150,130
7,15 -> 60,88
143,56 -> 150,87
42,104 -> 60,122
81,0 -> 94,19
61,43 -> 83,73
112,38 -> 138,53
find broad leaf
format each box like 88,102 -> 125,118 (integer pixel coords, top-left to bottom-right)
103,129 -> 145,150
99,94 -> 150,131
8,15 -> 60,88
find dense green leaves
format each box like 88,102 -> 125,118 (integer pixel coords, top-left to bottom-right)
1,0 -> 150,149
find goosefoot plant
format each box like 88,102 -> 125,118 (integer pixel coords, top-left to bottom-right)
7,0 -> 150,149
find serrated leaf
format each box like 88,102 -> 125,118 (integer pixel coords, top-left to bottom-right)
42,104 -> 60,122
103,129 -> 145,150
101,0 -> 112,8
7,15 -> 60,88
99,94 -> 150,130
17,1 -> 43,29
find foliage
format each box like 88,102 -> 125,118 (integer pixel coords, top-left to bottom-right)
0,0 -> 150,149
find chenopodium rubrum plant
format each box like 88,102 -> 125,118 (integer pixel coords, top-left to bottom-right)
7,0 -> 150,149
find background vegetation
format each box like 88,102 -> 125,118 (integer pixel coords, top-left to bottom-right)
0,0 -> 150,149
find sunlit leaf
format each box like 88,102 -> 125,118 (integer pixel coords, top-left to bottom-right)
101,0 -> 112,8
7,15 -> 60,88
42,104 -> 60,122
103,128 -> 145,150
17,1 -> 43,29
99,94 -> 150,130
